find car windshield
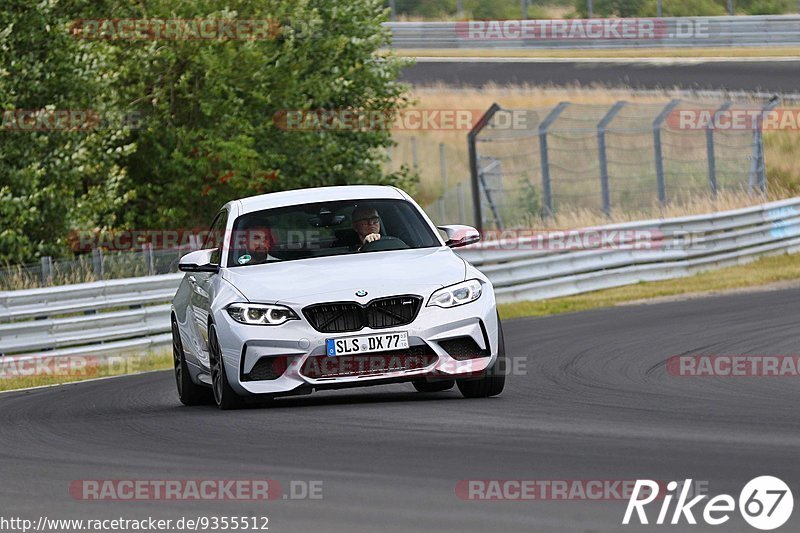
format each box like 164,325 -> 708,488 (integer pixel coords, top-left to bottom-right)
227,198 -> 441,267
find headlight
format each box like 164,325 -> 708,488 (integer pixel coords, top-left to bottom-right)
226,303 -> 299,325
427,279 -> 483,308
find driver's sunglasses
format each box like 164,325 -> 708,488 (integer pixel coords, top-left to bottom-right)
355,216 -> 380,225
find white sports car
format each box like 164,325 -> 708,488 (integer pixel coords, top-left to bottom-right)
171,185 -> 505,409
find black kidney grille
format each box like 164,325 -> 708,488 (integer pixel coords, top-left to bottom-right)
303,303 -> 363,333
303,296 -> 422,333
365,296 -> 421,329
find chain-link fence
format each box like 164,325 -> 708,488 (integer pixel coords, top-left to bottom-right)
0,245 -> 196,290
440,99 -> 775,231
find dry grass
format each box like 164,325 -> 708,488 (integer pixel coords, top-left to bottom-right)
392,85 -> 800,224
512,189 -> 784,230
499,251 -> 800,319
0,264 -> 98,291
0,351 -> 172,392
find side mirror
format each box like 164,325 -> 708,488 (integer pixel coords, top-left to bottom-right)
179,249 -> 219,273
437,225 -> 481,248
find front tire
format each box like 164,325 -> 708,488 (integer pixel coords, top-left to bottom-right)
456,318 -> 506,399
172,319 -> 212,406
209,326 -> 245,410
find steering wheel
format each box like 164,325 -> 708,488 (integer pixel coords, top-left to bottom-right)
359,236 -> 409,252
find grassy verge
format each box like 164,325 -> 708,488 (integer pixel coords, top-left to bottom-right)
395,47 -> 800,59
0,351 -> 172,392
498,251 -> 800,320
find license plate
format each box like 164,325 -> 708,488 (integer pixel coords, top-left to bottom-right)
326,331 -> 409,356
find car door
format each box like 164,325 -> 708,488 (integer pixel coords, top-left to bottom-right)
189,209 -> 228,366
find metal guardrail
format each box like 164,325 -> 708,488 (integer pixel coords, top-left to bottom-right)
457,197 -> 800,302
0,197 -> 798,361
385,15 -> 800,49
0,274 -> 182,362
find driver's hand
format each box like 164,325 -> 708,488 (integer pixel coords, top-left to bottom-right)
364,233 -> 381,243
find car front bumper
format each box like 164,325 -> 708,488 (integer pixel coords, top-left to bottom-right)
211,291 -> 500,396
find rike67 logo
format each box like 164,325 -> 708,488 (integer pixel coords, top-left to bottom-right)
623,476 -> 793,530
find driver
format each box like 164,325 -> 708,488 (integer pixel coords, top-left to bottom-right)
351,205 -> 382,249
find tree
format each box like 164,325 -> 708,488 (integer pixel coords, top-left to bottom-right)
98,0 -> 414,230
0,0 -> 414,262
0,0 -> 134,263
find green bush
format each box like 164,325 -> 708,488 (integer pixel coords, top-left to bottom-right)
739,0 -> 794,14
639,0 -> 727,16
0,0 -> 414,262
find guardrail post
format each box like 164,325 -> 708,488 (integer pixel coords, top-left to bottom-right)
40,256 -> 53,286
92,248 -> 105,280
727,0 -> 734,15
597,101 -> 626,217
707,102 -> 732,197
657,0 -> 663,17
389,0 -> 397,21
653,100 -> 681,207
539,102 -> 570,217
468,103 -> 501,232
587,0 -> 593,17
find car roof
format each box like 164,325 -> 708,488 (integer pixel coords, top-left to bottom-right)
234,185 -> 407,215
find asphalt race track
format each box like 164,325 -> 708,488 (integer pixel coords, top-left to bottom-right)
1,287 -> 798,532
401,60 -> 800,93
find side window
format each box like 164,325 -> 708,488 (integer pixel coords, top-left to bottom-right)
203,210 -> 228,265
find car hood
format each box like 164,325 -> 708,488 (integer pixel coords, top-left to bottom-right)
221,247 -> 467,305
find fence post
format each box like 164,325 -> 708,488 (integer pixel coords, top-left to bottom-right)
727,0 -> 734,15
750,97 -> 779,193
92,248 -> 104,280
410,136 -> 419,173
389,0 -> 397,21
457,0 -> 463,17
457,182 -> 466,224
439,143 -> 448,221
653,100 -> 681,207
539,102 -> 570,217
707,102 -> 732,197
587,0 -> 593,17
40,256 -> 52,286
657,0 -> 663,16
468,103 -> 501,232
522,0 -> 528,19
143,242 -> 155,275
478,157 -> 505,230
597,101 -> 626,217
